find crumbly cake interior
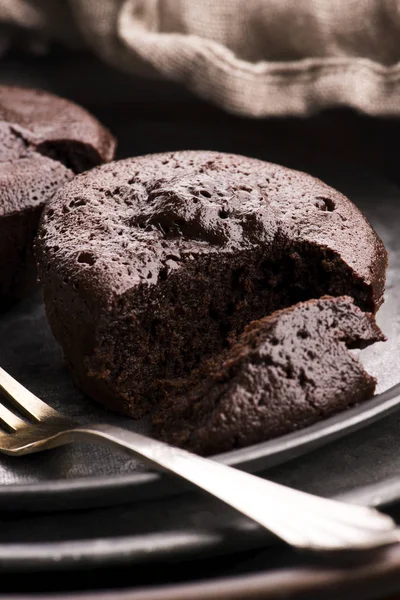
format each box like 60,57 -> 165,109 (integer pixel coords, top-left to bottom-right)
153,296 -> 384,454
95,241 -> 373,417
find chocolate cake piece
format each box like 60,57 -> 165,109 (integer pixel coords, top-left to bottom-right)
0,86 -> 116,307
36,151 -> 387,419
154,296 -> 384,455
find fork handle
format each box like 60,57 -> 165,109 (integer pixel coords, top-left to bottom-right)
50,423 -> 398,552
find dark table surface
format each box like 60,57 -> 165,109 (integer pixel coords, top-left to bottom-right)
1,47 -> 400,599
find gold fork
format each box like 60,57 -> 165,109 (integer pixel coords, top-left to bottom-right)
0,365 -> 398,555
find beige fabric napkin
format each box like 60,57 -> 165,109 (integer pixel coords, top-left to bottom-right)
1,0 -> 400,117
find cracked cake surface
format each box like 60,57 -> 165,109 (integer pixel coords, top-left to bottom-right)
0,85 -> 116,307
36,151 -> 387,425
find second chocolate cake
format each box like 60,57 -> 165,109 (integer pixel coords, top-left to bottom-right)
0,85 -> 116,307
36,151 -> 387,423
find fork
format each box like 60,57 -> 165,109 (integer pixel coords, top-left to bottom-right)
0,366 -> 398,555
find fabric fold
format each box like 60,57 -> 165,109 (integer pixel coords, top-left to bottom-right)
1,0 -> 400,117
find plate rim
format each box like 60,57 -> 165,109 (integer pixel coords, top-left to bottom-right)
0,474 -> 400,573
1,382 -> 400,511
6,550 -> 400,600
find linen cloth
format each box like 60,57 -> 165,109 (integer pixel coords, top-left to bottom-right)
0,0 -> 399,117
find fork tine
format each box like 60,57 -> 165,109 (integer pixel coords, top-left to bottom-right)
0,367 -> 62,422
0,400 -> 26,432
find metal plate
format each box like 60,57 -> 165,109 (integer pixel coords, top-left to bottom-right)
0,164 -> 399,512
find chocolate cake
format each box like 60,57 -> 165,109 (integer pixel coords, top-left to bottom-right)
36,151 -> 387,422
154,296 -> 384,455
0,85 -> 116,307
